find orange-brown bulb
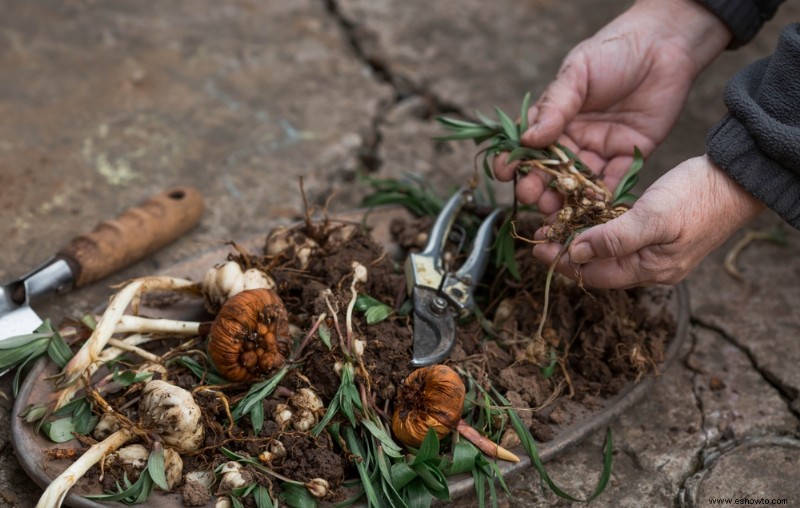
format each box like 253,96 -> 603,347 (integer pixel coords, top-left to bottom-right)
391,365 -> 466,447
207,288 -> 290,382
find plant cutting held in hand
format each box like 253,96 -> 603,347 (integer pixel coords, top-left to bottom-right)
437,94 -> 644,350
436,92 -> 644,246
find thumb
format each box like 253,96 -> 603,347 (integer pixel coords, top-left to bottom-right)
568,207 -> 665,264
521,58 -> 587,146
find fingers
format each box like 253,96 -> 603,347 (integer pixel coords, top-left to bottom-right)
492,152 -> 518,182
521,57 -> 587,147
567,206 -> 667,264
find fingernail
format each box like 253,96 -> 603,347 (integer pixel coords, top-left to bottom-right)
570,242 -> 595,264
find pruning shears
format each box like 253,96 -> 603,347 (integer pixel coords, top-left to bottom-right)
405,189 -> 502,366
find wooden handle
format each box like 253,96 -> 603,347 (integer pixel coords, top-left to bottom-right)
58,187 -> 204,288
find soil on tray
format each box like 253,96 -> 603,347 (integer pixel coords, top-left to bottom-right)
36,209 -> 675,507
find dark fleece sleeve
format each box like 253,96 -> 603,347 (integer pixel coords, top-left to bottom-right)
705,23 -> 800,229
695,0 -> 785,48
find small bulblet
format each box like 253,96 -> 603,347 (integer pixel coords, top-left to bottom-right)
391,365 -> 466,447
207,288 -> 290,382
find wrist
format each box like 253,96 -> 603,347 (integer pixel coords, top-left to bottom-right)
632,0 -> 732,74
703,155 -> 766,227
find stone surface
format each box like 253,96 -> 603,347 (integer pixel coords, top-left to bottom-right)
1,0 -> 800,507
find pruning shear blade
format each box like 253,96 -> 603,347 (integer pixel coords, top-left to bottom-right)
405,189 -> 501,366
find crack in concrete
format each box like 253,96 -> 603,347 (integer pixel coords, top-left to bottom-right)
321,0 -> 468,173
691,317 -> 800,420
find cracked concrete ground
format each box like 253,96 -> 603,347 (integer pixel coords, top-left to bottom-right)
1,1 -> 799,506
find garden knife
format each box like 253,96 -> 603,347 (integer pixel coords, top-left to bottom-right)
0,187 -> 204,344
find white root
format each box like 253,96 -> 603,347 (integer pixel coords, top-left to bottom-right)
35,428 -> 134,508
113,315 -> 202,336
57,276 -> 197,389
51,334 -> 157,414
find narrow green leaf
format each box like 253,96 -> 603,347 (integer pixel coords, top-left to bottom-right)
495,107 -> 519,142
435,116 -> 483,130
250,400 -> 265,434
473,467 -> 486,508
41,417 -> 76,443
612,146 -> 644,204
412,463 -> 449,500
361,419 -> 403,457
403,479 -> 433,508
540,350 -> 558,378
482,153 -> 494,181
147,445 -> 170,491
172,356 -> 228,385
344,427 -> 380,507
475,110 -> 502,130
318,322 -> 332,350
231,496 -> 245,508
46,329 -> 73,368
232,366 -> 291,419
254,485 -> 275,508
365,305 -> 393,325
497,389 -> 614,502
519,92 -> 532,133
376,447 -> 409,508
112,369 -> 154,388
413,428 -> 440,464
390,462 -> 418,490
446,440 -> 479,476
434,127 -> 497,142
81,314 -> 98,330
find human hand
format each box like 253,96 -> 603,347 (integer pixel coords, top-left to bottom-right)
533,156 -> 766,288
494,0 -> 731,213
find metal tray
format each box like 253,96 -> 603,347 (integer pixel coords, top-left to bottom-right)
11,206 -> 690,507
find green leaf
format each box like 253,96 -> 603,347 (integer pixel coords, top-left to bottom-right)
113,368 -> 154,388
73,398 -> 97,435
231,496 -> 245,508
361,419 -> 403,458
250,400 -> 265,434
413,428 -> 440,464
493,219 -> 520,281
365,305 -> 393,325
376,447 -> 409,508
445,440 -> 480,476
81,314 -> 98,330
390,462 -> 418,491
474,110 -> 501,130
412,463 -> 449,500
280,483 -> 317,508
172,356 -> 228,385
612,146 -> 644,205
254,485 -> 275,508
539,350 -> 558,378
232,366 -> 291,420
147,445 -> 170,492
497,389 -> 614,502
41,417 -> 77,443
435,127 -> 497,142
343,427 -> 381,507
495,107 -> 519,142
435,116 -> 483,130
46,329 -> 73,368
482,153 -> 494,181
86,470 -> 154,503
519,92 -> 532,133
403,479 -> 433,508
318,322 -> 332,350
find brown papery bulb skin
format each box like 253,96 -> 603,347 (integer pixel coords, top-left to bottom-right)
208,288 -> 290,382
392,365 -> 466,448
